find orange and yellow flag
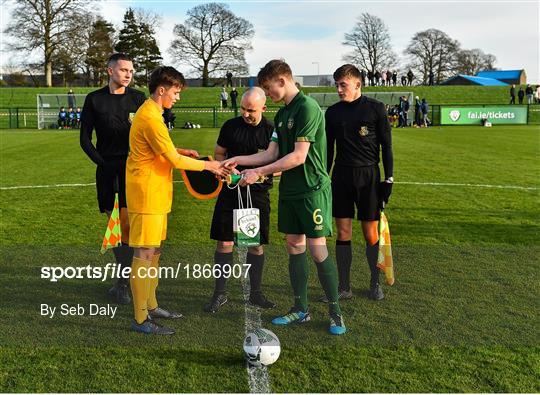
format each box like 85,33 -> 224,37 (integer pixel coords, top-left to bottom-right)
100,193 -> 122,254
377,211 -> 394,285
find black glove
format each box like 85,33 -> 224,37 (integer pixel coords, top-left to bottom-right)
379,181 -> 393,207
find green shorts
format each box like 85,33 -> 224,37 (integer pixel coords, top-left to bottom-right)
278,185 -> 332,238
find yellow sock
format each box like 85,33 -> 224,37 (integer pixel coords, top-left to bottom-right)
130,257 -> 151,324
147,253 -> 160,311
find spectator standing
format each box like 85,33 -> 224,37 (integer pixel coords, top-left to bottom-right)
401,75 -> 407,86
381,70 -> 387,86
407,69 -> 414,86
535,85 -> 540,104
525,84 -> 534,104
414,96 -> 422,127
428,72 -> 435,86
220,87 -> 228,108
374,70 -> 381,86
226,71 -> 233,87
421,98 -> 429,127
67,88 -> 76,108
509,84 -> 516,104
392,71 -> 397,86
518,87 -> 525,104
367,70 -> 374,86
360,69 -> 367,87
230,87 -> 238,111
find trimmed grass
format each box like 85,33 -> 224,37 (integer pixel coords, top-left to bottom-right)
0,126 -> 539,392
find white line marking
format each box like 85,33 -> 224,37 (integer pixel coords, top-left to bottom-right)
1,179 -> 537,191
238,247 -> 271,394
397,181 -> 538,191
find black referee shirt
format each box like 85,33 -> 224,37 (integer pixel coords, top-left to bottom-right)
217,116 -> 274,192
80,86 -> 146,166
325,95 -> 393,178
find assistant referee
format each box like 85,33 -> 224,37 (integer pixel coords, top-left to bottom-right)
80,53 -> 146,304
325,64 -> 394,301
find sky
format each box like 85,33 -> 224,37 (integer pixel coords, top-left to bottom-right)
1,0 -> 539,82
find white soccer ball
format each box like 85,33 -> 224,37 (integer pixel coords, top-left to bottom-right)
196,124 -> 201,128
243,328 -> 281,367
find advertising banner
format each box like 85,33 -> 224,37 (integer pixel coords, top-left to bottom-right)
441,106 -> 528,125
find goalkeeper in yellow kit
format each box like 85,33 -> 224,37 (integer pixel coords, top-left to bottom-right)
127,66 -> 229,335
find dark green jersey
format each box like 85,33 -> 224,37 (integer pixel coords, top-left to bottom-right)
271,92 -> 330,200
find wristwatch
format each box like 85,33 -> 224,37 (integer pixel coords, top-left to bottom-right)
385,177 -> 394,183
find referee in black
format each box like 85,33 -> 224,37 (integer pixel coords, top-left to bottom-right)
80,53 -> 146,304
324,64 -> 394,301
204,87 -> 276,313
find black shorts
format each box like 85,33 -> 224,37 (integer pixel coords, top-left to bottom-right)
96,160 -> 127,213
210,187 -> 270,244
332,165 -> 380,221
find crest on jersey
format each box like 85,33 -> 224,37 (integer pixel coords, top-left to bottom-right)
359,126 -> 369,136
287,118 -> 294,129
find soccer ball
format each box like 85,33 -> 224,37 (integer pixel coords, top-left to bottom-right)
196,124 -> 201,128
243,328 -> 281,367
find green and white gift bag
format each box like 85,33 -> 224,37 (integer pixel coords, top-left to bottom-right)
233,185 -> 260,247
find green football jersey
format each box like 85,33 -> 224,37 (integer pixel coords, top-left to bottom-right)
271,92 -> 330,200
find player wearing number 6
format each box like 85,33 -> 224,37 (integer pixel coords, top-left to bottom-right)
223,60 -> 346,335
126,66 -> 229,335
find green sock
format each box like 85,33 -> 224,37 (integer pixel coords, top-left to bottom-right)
289,252 -> 309,312
316,255 -> 342,315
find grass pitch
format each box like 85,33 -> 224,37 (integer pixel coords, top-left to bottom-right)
0,125 -> 539,392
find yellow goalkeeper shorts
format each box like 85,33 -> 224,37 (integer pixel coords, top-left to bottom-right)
128,213 -> 167,248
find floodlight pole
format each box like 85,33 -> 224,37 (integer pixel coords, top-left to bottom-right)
312,62 -> 320,86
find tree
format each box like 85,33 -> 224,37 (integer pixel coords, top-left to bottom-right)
169,3 -> 254,87
404,29 -> 460,84
342,13 -> 396,74
85,18 -> 116,86
455,49 -> 497,76
115,8 -> 162,87
3,0 -> 92,87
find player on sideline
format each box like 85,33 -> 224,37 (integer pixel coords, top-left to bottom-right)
80,53 -> 146,304
224,60 -> 346,335
204,87 -> 276,313
127,66 -> 229,335
324,64 -> 393,301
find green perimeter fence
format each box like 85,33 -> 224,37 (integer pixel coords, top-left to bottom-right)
1,105 -> 539,129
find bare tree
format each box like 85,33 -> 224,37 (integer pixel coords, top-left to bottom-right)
343,13 -> 396,74
404,28 -> 460,84
3,0 -> 92,87
169,3 -> 254,86
455,49 -> 497,75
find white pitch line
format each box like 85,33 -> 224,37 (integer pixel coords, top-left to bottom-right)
397,181 -> 539,191
1,179 -> 537,191
238,247 -> 271,394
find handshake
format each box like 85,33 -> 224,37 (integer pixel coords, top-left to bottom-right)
205,157 -> 263,187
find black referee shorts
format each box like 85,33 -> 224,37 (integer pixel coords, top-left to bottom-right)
210,187 -> 270,244
96,159 -> 127,213
332,165 -> 380,221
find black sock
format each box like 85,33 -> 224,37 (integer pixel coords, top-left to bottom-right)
365,243 -> 380,287
247,252 -> 264,295
214,251 -> 233,295
336,240 -> 352,292
112,243 -> 134,286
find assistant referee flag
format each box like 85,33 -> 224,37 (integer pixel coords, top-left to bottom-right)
100,193 -> 122,253
377,211 -> 394,285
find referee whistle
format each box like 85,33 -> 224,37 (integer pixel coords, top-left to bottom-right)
224,174 -> 267,186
